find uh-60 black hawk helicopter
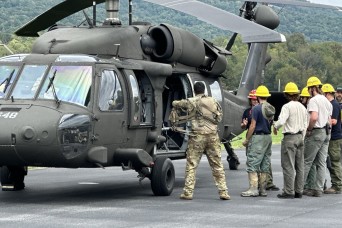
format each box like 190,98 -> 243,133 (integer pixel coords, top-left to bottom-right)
0,0 -> 340,196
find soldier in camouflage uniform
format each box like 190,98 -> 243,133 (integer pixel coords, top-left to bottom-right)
172,82 -> 230,200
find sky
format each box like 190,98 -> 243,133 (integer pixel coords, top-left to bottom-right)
309,0 -> 342,7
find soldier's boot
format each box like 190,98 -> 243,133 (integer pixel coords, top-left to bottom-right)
259,172 -> 267,197
180,190 -> 193,200
180,193 -> 193,200
219,190 -> 231,200
241,172 -> 259,197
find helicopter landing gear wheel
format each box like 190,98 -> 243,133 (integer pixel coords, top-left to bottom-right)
1,166 -> 27,191
150,156 -> 175,196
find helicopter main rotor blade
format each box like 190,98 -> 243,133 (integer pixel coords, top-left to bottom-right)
15,0 -> 106,37
143,0 -> 285,43
243,0 -> 342,11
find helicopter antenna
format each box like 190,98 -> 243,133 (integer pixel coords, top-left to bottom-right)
93,1 -> 97,26
129,0 -> 132,25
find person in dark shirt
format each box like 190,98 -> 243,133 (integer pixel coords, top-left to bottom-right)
322,84 -> 342,194
241,85 -> 276,197
241,90 -> 258,130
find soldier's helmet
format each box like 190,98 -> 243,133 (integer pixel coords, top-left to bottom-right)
283,82 -> 300,95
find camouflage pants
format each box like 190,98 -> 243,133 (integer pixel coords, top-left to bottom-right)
304,129 -> 330,191
246,134 -> 272,173
183,133 -> 228,195
328,139 -> 342,190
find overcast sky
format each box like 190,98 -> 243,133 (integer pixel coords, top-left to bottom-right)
309,0 -> 342,7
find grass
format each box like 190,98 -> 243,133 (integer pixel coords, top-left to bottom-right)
230,127 -> 283,149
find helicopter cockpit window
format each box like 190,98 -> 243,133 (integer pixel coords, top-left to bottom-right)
99,70 -> 123,111
209,81 -> 223,103
11,65 -> 47,99
38,65 -> 92,106
0,65 -> 20,99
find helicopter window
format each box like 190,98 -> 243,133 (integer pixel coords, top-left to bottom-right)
38,65 -> 92,106
194,80 -> 208,95
99,70 -> 123,111
0,65 -> 20,99
209,81 -> 223,103
11,65 -> 48,99
129,74 -> 141,122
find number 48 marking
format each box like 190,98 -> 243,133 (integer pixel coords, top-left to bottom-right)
0,112 -> 18,119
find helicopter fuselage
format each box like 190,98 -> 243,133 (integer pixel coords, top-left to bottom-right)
0,54 -> 247,171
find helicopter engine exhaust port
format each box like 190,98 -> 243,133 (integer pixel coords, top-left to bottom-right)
142,24 -> 206,67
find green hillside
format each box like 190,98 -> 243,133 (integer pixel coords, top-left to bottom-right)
0,0 -> 341,42
0,0 -> 341,91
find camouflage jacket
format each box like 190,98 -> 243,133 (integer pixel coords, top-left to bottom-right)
172,94 -> 222,134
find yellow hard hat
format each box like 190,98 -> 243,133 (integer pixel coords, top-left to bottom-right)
255,85 -> 271,97
283,82 -> 300,94
322,83 -> 336,93
307,76 -> 322,87
300,87 -> 310,97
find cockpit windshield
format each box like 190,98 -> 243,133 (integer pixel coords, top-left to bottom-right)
0,66 -> 20,99
1,63 -> 92,106
38,65 -> 92,106
11,65 -> 48,99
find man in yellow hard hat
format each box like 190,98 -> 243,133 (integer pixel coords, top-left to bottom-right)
303,76 -> 332,197
273,82 -> 308,199
322,84 -> 342,194
241,85 -> 275,197
299,86 -> 311,107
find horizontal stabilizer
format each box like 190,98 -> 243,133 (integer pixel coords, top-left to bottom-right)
143,0 -> 286,43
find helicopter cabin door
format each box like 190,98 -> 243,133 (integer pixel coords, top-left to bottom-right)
93,67 -> 127,145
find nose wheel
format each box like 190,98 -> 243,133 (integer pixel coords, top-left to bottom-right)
150,156 -> 175,196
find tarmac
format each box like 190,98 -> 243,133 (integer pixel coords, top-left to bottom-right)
0,144 -> 341,228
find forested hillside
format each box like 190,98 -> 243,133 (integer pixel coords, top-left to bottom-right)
0,0 -> 341,91
0,0 -> 341,42
213,34 -> 342,91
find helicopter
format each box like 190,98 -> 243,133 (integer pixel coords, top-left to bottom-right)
0,0 -> 339,196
